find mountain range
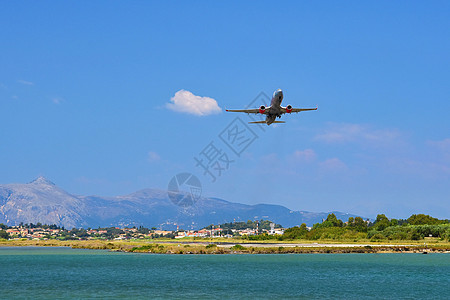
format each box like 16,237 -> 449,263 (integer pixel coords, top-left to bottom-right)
0,177 -> 367,230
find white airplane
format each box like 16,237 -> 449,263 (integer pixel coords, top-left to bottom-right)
226,89 -> 317,125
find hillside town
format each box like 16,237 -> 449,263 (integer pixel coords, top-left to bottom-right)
0,221 -> 284,241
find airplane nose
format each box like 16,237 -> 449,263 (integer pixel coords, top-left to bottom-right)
277,90 -> 283,99
273,89 -> 283,98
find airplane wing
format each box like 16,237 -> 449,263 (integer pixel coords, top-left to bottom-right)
281,106 -> 318,114
226,107 -> 271,114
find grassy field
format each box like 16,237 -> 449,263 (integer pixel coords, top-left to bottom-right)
1,238 -> 449,254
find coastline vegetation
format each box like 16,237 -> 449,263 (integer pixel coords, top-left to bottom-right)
239,213 -> 450,242
1,213 -> 449,254
1,238 -> 449,254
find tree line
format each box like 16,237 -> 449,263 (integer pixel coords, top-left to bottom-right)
275,213 -> 450,241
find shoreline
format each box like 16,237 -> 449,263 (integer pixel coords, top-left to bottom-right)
1,239 -> 449,254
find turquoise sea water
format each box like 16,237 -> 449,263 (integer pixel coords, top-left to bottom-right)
0,247 -> 449,299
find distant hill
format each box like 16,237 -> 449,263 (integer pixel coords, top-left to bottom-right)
0,177 -> 367,230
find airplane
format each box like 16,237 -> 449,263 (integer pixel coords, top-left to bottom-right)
226,89 -> 317,125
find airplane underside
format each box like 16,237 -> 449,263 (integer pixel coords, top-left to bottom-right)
248,114 -> 285,125
249,120 -> 286,125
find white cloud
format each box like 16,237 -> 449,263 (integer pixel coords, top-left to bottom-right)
427,138 -> 450,151
292,149 -> 317,163
17,79 -> 34,86
386,157 -> 450,179
148,151 -> 161,162
427,138 -> 450,163
261,153 -> 278,161
315,123 -> 401,145
319,158 -> 348,172
52,97 -> 64,104
167,90 -> 222,116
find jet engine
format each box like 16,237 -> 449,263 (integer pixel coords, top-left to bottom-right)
286,105 -> 293,113
259,105 -> 266,114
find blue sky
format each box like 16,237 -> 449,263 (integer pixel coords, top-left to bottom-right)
1,1 -> 449,219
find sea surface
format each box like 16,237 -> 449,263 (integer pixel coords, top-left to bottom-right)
0,247 -> 449,299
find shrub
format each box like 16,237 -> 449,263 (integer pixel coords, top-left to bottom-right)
410,232 -> 422,240
0,230 -> 9,239
231,244 -> 245,251
282,224 -> 308,240
370,233 -> 386,241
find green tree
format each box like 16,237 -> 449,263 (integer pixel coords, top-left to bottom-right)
283,223 -> 308,239
347,217 -> 367,232
407,214 -> 443,225
70,228 -> 89,238
354,217 -> 368,232
138,227 -> 150,234
315,213 -> 343,228
164,233 -> 175,239
347,217 -> 354,226
0,230 -> 9,239
373,214 -> 390,231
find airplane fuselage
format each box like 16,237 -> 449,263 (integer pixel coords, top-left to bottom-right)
266,89 -> 284,125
